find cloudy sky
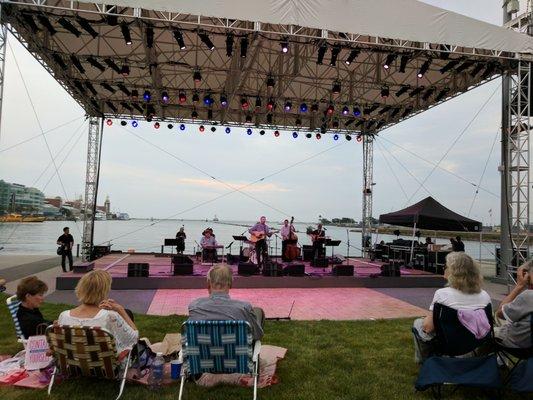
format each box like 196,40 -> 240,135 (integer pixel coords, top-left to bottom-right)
0,1 -> 520,224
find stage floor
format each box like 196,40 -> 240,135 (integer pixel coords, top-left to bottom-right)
56,253 -> 446,290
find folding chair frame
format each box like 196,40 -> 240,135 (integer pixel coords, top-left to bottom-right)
5,295 -> 27,348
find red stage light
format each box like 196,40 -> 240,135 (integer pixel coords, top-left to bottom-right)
154,122 -> 160,129
199,125 -> 205,132
274,130 -> 280,137
178,92 -> 187,103
241,98 -> 249,110
326,105 -> 334,115
106,119 -> 113,126
316,133 -> 322,139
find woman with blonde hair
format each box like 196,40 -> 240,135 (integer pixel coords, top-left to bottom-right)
57,270 -> 138,353
412,252 -> 491,363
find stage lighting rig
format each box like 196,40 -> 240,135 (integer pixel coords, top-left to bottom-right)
198,31 -> 215,50
240,36 -> 249,58
399,55 -> 409,73
330,45 -> 341,66
226,33 -> 234,56
317,42 -> 328,65
117,83 -> 130,96
146,25 -> 154,48
345,49 -> 360,65
120,22 -> 132,45
383,53 -> 397,69
36,15 -> 57,35
87,56 -> 105,72
395,85 -> 410,97
52,54 -> 67,69
58,17 -> 81,37
21,13 -> 39,34
173,29 -> 186,49
106,101 -> 117,112
70,55 -> 85,74
104,58 -> 121,74
77,16 -> 98,38
280,38 -> 289,53
85,82 -> 97,96
417,59 -> 431,78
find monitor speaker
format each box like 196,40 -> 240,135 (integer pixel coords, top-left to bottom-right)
262,261 -> 283,277
238,262 -> 259,276
283,263 -> 305,276
311,257 -> 328,268
73,262 -> 94,274
381,263 -> 400,277
127,263 -> 149,277
302,245 -> 314,261
173,263 -> 193,275
332,264 -> 354,276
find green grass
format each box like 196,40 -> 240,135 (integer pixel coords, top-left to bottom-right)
0,293 -> 518,399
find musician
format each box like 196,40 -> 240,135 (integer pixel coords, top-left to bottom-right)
310,223 -> 326,260
200,229 -> 218,262
249,216 -> 272,269
280,219 -> 296,262
175,226 -> 186,254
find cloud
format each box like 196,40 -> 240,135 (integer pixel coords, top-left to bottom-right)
176,177 -> 290,193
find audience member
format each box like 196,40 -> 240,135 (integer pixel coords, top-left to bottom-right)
16,276 -> 52,338
58,270 -> 138,353
188,265 -> 264,340
412,252 -> 491,363
495,260 -> 532,349
453,236 -> 465,252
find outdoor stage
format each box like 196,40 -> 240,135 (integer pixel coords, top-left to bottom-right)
55,253 -> 446,290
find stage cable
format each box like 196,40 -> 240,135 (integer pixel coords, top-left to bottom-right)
374,139 -> 409,202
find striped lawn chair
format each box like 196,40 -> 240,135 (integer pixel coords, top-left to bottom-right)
6,295 -> 27,347
179,320 -> 261,400
45,325 -> 131,400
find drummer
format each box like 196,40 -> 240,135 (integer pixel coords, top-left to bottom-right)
200,228 -> 218,263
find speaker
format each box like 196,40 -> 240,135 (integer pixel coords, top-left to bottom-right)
302,245 -> 314,261
311,257 -> 328,268
173,263 -> 193,275
226,254 -> 240,265
73,262 -> 94,274
381,263 -> 400,277
332,264 -> 354,276
283,263 -> 305,276
238,262 -> 259,275
262,261 -> 283,277
127,263 -> 149,277
172,254 -> 193,265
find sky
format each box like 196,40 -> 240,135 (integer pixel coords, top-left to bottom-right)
0,1 -> 523,225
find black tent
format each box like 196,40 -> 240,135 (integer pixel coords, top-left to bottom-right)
379,197 -> 481,232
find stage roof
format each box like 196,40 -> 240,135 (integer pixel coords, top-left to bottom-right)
2,0 -> 530,134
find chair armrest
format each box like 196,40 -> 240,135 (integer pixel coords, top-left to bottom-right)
252,340 -> 261,363
178,350 -> 183,363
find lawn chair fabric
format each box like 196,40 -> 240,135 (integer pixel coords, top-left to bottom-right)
6,295 -> 24,340
415,355 -> 502,391
509,358 -> 533,393
182,320 -> 254,375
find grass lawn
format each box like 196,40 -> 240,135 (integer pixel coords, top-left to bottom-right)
0,293 -> 518,399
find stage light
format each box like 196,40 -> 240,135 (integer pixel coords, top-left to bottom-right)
241,98 -> 249,110
179,92 -> 187,103
199,125 -> 205,132
292,131 -> 298,138
21,13 -> 39,33
193,70 -> 202,83
317,42 -> 327,65
131,89 -> 139,100
367,103 -> 379,113
211,126 -> 217,132
422,87 -> 435,101
245,114 -> 252,123
353,106 -> 361,117
203,94 -> 213,106
456,60 -> 474,73
76,16 -> 98,38
381,85 -> 390,98
120,65 -> 130,77
192,93 -> 200,103
326,104 -> 334,115
284,101 -> 292,112
173,29 -> 186,49
311,103 -> 319,113
281,39 -> 289,53
220,94 -> 228,107
316,133 -> 322,140
143,90 -> 151,101
247,128 -> 253,135
255,96 -> 262,108
267,76 -> 275,88
225,33 -> 234,56
330,45 -> 341,66
106,119 -> 113,126
383,53 -> 397,69
167,123 -> 173,129
87,56 -> 105,72
440,59 -> 460,74
333,134 -> 339,141
146,104 -> 156,117
179,124 -> 186,131
36,15 -> 57,35
260,130 -> 266,135
161,91 -> 170,103
481,63 -> 497,79
274,130 -> 280,137
390,107 -> 401,118
296,118 -> 302,126
345,134 -> 352,141
106,13 -> 118,26
417,59 -> 431,78
401,107 -> 413,118
378,105 -> 391,115
225,127 -> 231,134
154,122 -> 160,129
132,120 -> 138,128
266,114 -> 273,124
144,25 -> 154,48
101,82 -> 115,94
58,17 -> 81,37
207,109 -> 213,120
306,133 -> 312,139
345,49 -> 360,65
240,37 -> 249,58
399,55 -> 409,73
70,55 -> 85,74
120,120 -> 127,126
470,63 -> 484,77
104,58 -> 121,73
342,105 -> 349,116
117,84 -> 130,96
266,98 -> 275,111
332,120 -> 339,128
191,110 -> 198,118
395,85 -> 410,97
199,31 -> 215,50
332,81 -> 341,94
52,54 -> 67,70
300,103 -> 308,113
409,87 -> 424,97
120,22 -> 132,45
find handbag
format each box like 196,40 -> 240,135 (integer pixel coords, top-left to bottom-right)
56,246 -> 64,255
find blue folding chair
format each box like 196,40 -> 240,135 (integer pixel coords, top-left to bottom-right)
178,320 -> 261,400
6,295 -> 27,347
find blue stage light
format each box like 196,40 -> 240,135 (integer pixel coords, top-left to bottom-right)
179,124 -> 186,131
247,128 -> 253,135
225,127 -> 231,134
333,134 -> 339,141
300,103 -> 308,113
143,90 -> 151,101
131,120 -> 138,128
292,132 -> 298,138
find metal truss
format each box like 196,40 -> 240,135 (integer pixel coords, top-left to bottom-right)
361,133 -> 374,256
81,116 -> 102,260
0,4 -> 7,143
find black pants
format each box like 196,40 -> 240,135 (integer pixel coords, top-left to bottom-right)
312,242 -> 325,260
255,239 -> 268,268
61,249 -> 73,272
281,240 -> 288,262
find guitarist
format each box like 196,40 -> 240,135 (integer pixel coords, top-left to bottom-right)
310,223 -> 326,261
248,216 -> 272,269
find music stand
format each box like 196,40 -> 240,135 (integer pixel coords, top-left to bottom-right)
233,235 -> 249,260
325,239 -> 342,261
164,239 -> 179,273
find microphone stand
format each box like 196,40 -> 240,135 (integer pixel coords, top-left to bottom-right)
274,233 -> 279,260
346,229 -> 350,264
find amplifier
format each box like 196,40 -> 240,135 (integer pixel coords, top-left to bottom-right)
302,245 -> 314,261
172,254 -> 193,265
73,262 -> 94,274
262,261 -> 283,277
332,264 -> 354,276
127,263 -> 149,277
238,262 -> 259,276
173,263 -> 193,275
283,263 -> 305,276
311,257 -> 328,268
381,263 -> 401,277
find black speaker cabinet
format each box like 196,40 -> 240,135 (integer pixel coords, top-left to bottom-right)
172,254 -> 193,265
173,263 -> 193,275
311,257 -> 329,268
73,262 -> 95,274
262,261 -> 283,277
380,264 -> 401,277
127,263 -> 149,277
302,245 -> 314,261
283,263 -> 305,276
238,262 -> 259,275
332,264 -> 354,276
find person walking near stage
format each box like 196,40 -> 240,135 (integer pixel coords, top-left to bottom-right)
176,226 -> 186,254
249,216 -> 272,269
57,227 -> 74,272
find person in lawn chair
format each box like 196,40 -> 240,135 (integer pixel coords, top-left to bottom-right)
16,276 -> 52,338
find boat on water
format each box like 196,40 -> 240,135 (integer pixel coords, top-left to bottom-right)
0,213 -> 45,223
213,215 -> 219,222
117,212 -> 130,221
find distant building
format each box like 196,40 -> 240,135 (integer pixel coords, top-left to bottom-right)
45,196 -> 63,208
0,180 -> 44,214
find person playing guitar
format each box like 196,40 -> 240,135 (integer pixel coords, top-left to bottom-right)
248,216 -> 273,269
281,217 -> 298,262
310,223 -> 326,260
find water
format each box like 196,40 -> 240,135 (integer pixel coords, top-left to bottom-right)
0,219 -> 502,261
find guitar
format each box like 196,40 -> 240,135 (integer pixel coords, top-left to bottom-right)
249,229 -> 279,243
